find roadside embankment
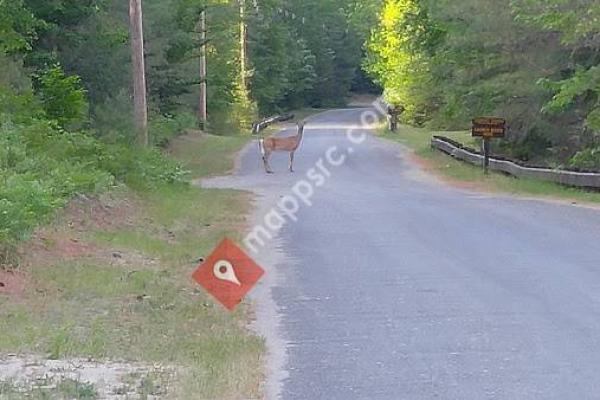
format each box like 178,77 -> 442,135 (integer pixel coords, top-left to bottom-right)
0,131 -> 264,399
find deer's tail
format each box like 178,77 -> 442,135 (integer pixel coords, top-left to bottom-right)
258,138 -> 265,158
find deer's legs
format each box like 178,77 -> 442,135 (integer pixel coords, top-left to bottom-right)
263,151 -> 274,174
289,151 -> 295,173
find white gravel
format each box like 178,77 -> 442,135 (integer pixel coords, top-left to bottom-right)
0,355 -> 176,399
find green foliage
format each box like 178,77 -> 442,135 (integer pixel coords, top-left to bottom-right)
538,67 -> 600,113
587,107 -> 600,131
509,129 -> 552,162
146,0 -> 255,130
365,0 -> 443,121
366,0 -> 600,163
0,118 -> 111,252
537,61 -> 600,135
0,85 -> 40,122
570,147 -> 600,170
90,90 -> 134,138
35,65 -> 89,128
149,112 -> 197,147
288,0 -> 368,107
0,0 -> 378,261
511,0 -> 600,45
247,1 -> 316,113
98,143 -> 188,188
245,0 -> 374,112
0,0 -> 40,54
0,90 -> 186,259
230,82 -> 258,131
4,0 -> 375,132
58,11 -> 130,107
511,0 -> 600,149
347,0 -> 384,39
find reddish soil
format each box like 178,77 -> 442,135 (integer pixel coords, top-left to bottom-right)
21,193 -> 138,269
25,234 -> 100,267
62,193 -> 138,232
0,270 -> 26,297
1,192 -> 142,299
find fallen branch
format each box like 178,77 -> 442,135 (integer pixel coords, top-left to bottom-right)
251,114 -> 295,135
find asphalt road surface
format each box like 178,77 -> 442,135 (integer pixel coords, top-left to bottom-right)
205,108 -> 600,400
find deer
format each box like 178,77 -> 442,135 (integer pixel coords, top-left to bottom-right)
259,121 -> 305,174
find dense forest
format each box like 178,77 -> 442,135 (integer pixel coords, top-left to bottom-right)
1,0 -> 599,258
366,0 -> 600,168
0,0 -> 374,259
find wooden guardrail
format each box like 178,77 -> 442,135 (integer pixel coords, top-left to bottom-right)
431,136 -> 600,189
251,113 -> 295,135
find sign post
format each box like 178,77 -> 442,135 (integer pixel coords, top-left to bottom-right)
472,117 -> 506,174
482,137 -> 491,174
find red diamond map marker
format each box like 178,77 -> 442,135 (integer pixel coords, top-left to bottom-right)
192,238 -> 265,311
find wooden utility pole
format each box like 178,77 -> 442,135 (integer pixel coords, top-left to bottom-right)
129,0 -> 148,147
198,9 -> 208,129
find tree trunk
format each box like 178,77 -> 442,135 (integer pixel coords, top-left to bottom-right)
198,9 -> 207,129
239,0 -> 247,91
129,0 -> 148,147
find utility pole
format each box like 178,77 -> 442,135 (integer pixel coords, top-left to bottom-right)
129,0 -> 148,147
199,9 -> 207,129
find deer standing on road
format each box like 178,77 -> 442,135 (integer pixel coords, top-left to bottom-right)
259,122 -> 305,174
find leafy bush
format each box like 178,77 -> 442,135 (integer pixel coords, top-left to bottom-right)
91,90 -> 135,140
0,0 -> 39,54
569,147 -> 600,171
35,65 -> 89,129
0,99 -> 187,262
98,143 -> 187,188
511,129 -> 552,162
0,120 -> 112,255
149,112 -> 197,147
0,86 -> 41,123
0,175 -> 61,244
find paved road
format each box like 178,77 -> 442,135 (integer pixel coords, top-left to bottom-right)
207,108 -> 600,399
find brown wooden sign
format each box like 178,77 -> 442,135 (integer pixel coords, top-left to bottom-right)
472,117 -> 506,138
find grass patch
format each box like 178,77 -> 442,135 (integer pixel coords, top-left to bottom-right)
92,185 -> 249,266
0,133 -> 263,398
383,125 -> 600,204
0,258 -> 264,398
168,132 -> 250,178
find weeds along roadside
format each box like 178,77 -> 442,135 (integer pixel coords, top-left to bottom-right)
0,124 -> 267,398
0,113 -> 190,268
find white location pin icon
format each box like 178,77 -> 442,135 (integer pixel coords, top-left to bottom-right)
213,259 -> 241,286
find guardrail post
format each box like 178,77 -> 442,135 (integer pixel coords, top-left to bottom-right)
483,138 -> 491,174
